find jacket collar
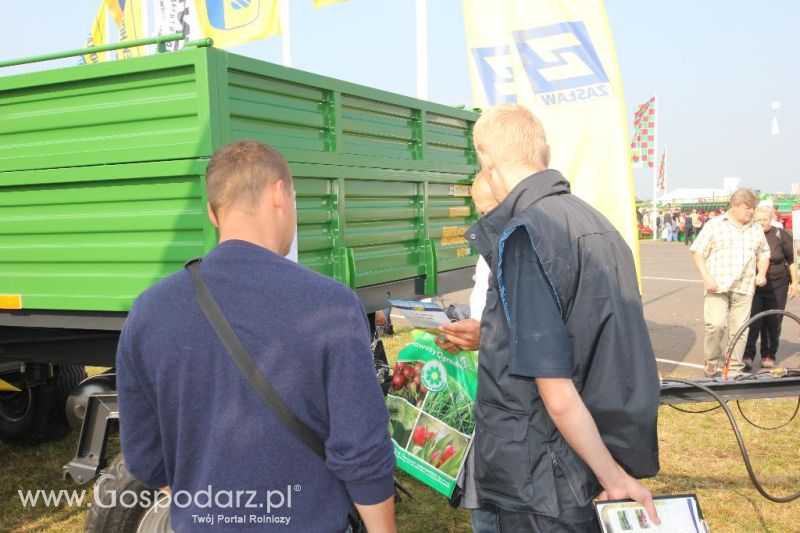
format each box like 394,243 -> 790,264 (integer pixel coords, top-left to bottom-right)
467,169 -> 570,264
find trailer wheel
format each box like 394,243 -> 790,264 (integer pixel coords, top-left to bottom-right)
0,364 -> 86,445
85,454 -> 172,533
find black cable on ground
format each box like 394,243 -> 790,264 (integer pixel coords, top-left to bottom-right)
668,403 -> 723,414
662,376 -> 800,503
724,309 -> 800,377
662,308 -> 800,502
735,396 -> 800,430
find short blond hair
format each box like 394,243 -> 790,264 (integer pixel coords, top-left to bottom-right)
206,140 -> 292,213
729,188 -> 759,209
473,104 -> 548,168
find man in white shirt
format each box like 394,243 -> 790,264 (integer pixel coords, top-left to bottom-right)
691,188 -> 770,377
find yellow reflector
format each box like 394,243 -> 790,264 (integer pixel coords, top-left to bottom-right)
0,378 -> 21,392
0,295 -> 22,310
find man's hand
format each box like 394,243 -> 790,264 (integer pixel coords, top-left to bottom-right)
703,277 -> 719,293
789,284 -> 797,299
597,473 -> 660,526
436,319 -> 481,353
755,274 -> 766,287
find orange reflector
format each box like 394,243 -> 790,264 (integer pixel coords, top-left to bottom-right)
0,295 -> 22,310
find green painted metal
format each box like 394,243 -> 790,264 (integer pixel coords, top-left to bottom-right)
0,46 -> 478,313
0,34 -> 188,68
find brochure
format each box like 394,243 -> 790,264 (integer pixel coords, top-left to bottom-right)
594,494 -> 708,533
388,299 -> 451,332
385,330 -> 478,497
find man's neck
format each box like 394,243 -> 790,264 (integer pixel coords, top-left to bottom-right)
496,164 -> 545,199
217,220 -> 285,256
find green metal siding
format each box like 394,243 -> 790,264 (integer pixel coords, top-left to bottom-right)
0,46 -> 478,313
0,160 -> 210,311
0,53 -> 215,172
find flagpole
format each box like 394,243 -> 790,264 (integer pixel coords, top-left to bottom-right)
279,0 -> 292,67
416,0 -> 428,99
651,95 -> 658,240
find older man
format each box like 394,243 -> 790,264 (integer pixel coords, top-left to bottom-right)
445,105 -> 660,532
691,188 -> 770,377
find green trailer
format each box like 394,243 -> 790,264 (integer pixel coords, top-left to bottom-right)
0,38 -> 478,523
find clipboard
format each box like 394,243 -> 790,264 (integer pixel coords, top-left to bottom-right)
594,494 -> 708,533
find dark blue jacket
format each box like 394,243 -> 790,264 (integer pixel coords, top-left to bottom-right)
117,240 -> 395,532
467,170 -> 659,519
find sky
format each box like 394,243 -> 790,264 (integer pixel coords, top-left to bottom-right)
1,1 -> 798,198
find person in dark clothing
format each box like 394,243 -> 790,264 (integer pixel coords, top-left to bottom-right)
743,206 -> 798,368
440,105 -> 660,532
663,211 -> 674,241
117,140 -> 396,533
683,211 -> 694,245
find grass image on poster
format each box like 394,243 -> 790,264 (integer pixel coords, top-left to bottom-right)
386,330 -> 478,497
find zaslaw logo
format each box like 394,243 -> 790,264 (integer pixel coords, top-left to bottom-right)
472,21 -> 614,107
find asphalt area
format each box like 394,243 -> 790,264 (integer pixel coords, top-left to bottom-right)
396,240 -> 800,378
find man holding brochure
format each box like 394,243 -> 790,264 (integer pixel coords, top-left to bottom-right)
441,105 -> 661,532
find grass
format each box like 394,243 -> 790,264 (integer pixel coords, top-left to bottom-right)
1,338 -> 798,532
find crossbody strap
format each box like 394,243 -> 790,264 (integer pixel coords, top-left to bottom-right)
184,258 -> 326,461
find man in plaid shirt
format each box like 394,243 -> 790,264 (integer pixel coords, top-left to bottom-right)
690,188 -> 770,377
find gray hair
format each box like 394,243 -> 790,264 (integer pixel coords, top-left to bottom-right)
729,188 -> 759,208
754,205 -> 772,218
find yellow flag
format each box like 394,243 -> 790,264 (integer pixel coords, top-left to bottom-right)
105,0 -> 124,26
119,0 -> 145,59
81,3 -> 110,64
463,0 -> 641,277
195,0 -> 281,49
314,0 -> 347,7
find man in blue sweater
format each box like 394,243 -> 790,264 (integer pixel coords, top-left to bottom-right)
117,140 -> 396,532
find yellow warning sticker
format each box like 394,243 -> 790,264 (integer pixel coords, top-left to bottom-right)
442,226 -> 467,238
449,185 -> 472,197
457,247 -> 471,257
441,227 -> 468,246
449,206 -> 471,218
0,295 -> 22,310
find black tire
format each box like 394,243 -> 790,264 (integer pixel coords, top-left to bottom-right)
0,364 -> 87,445
85,454 -> 171,533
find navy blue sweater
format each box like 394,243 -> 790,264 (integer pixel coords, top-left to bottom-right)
117,240 -> 395,532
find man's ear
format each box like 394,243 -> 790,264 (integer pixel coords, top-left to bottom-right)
544,144 -> 551,168
207,202 -> 220,228
271,179 -> 290,211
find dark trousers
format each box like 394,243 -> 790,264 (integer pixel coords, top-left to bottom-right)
744,276 -> 789,359
684,227 -> 694,245
471,507 -> 600,533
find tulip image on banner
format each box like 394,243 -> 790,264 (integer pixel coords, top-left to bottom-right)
463,0 -> 642,277
657,147 -> 667,194
79,3 -> 110,65
196,0 -> 281,49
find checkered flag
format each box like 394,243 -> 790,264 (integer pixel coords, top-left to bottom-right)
630,96 -> 656,168
657,147 -> 667,193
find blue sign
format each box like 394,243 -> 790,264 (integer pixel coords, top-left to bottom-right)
471,44 -> 518,105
